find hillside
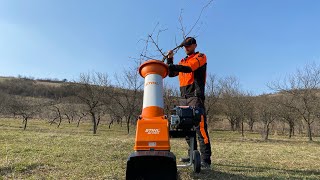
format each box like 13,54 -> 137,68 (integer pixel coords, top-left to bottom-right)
0,76 -> 75,99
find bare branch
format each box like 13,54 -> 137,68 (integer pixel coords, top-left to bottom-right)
178,9 -> 186,39
157,28 -> 168,45
185,0 -> 214,37
140,54 -> 157,60
148,34 -> 166,58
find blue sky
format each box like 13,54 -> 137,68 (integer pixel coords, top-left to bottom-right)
0,0 -> 319,95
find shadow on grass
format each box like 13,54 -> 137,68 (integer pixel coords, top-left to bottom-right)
215,163 -> 320,178
262,138 -> 320,145
218,137 -> 320,145
0,163 -> 46,176
177,163 -> 320,180
186,169 -> 248,180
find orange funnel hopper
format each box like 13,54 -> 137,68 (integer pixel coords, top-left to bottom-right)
126,60 -> 177,180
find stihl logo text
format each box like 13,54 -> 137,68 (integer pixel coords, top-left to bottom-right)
145,82 -> 159,86
145,129 -> 160,134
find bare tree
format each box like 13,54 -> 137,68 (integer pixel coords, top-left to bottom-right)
7,96 -> 44,130
106,62 -> 143,134
75,72 -> 110,134
256,95 -> 279,140
76,113 -> 87,127
58,97 -> 89,127
163,84 -> 179,116
137,0 -> 214,63
219,77 -> 256,137
49,103 -> 64,128
244,96 -> 258,132
108,113 -> 123,129
63,103 -> 77,124
269,62 -> 320,141
237,94 -> 253,137
219,76 -> 243,131
205,74 -> 221,122
272,95 -> 300,138
0,92 -> 10,115
74,104 -> 88,127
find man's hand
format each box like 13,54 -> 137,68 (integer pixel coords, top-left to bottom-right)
167,50 -> 174,59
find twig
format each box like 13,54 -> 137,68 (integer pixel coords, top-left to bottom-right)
140,54 -> 155,60
148,34 -> 166,58
185,0 -> 214,37
161,44 -> 183,62
178,9 -> 186,39
157,28 -> 168,45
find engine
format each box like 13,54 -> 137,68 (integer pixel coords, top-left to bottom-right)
170,106 -> 202,130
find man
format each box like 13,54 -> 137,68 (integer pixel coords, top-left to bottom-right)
166,37 -> 212,168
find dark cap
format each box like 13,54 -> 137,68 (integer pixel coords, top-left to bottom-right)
181,37 -> 197,46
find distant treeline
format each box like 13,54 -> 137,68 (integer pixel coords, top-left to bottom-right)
1,62 -> 320,141
0,78 -> 75,99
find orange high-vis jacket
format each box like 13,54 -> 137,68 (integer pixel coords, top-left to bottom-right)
168,52 -> 207,100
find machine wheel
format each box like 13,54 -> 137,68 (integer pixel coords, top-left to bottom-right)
127,172 -> 177,180
126,152 -> 177,180
193,150 -> 201,173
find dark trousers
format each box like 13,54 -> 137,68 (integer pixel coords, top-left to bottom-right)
179,97 -> 212,164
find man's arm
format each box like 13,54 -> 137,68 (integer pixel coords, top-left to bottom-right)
166,50 -> 193,77
168,63 -> 192,73
184,53 -> 207,71
166,57 -> 179,77
167,53 -> 207,75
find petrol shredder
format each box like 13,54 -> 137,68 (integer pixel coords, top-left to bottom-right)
126,60 -> 202,180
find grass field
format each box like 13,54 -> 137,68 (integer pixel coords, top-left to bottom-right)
1,119 -> 320,180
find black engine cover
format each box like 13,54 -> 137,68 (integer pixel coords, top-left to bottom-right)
171,106 -> 202,130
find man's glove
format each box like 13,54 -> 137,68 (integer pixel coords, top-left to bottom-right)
167,58 -> 173,65
166,50 -> 174,64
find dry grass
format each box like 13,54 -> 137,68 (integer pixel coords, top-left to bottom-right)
1,118 -> 320,180
0,77 -> 14,83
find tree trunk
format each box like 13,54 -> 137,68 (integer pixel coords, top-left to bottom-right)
298,124 -> 303,135
57,108 -> 62,128
264,122 -> 270,140
235,118 -> 241,131
127,116 -> 131,134
23,117 -> 28,130
57,116 -> 62,128
249,119 -> 254,132
65,114 -> 71,124
229,119 -> 235,131
91,112 -> 97,134
307,122 -> 313,141
109,120 -> 113,129
97,114 -> 101,127
77,114 -> 85,127
292,126 -> 295,136
289,121 -> 294,138
50,117 -> 58,125
77,118 -> 81,127
241,119 -> 244,137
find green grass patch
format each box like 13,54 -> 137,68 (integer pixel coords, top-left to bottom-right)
1,118 -> 320,179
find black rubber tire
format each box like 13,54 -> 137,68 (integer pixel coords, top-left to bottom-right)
126,156 -> 177,180
193,150 -> 201,173
127,171 -> 177,180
